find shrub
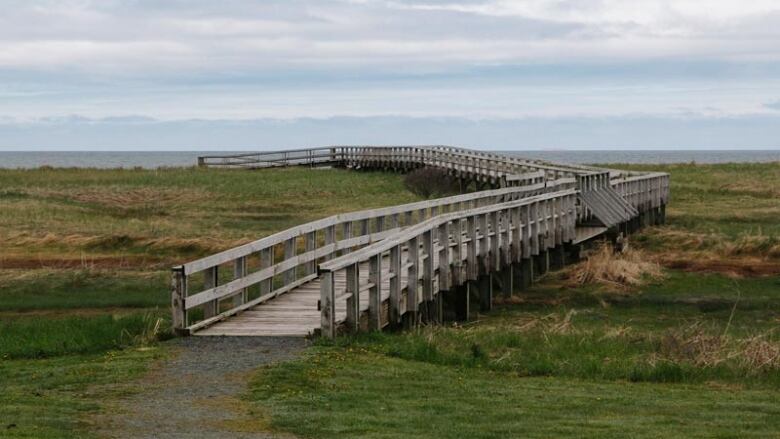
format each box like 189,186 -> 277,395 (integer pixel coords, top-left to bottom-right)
403,167 -> 461,198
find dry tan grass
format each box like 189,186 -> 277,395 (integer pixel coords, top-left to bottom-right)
510,310 -> 579,335
3,231 -> 249,254
643,228 -> 780,260
26,186 -> 212,209
652,323 -> 780,373
568,243 -> 663,291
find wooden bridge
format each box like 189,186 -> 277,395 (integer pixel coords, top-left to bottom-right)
173,146 -> 669,337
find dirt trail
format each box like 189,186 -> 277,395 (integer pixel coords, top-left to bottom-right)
96,337 -> 307,439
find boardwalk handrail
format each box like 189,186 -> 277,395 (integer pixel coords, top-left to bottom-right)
177,145 -> 670,337
171,176 -> 576,334
199,145 -> 606,181
318,189 -> 579,337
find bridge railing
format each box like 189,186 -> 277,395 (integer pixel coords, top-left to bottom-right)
612,172 -> 670,214
198,147 -> 339,168
171,177 -> 577,334
198,145 -> 608,184
317,189 -> 579,338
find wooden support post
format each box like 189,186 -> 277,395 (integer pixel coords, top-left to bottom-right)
550,245 -> 566,271
500,264 -> 513,297
535,250 -> 549,277
171,268 -> 187,334
520,258 -> 533,289
453,283 -> 470,321
203,266 -> 218,319
478,274 -> 492,312
345,263 -> 360,333
320,270 -> 336,339
369,254 -> 382,331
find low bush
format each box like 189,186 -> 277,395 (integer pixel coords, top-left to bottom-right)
403,167 -> 461,198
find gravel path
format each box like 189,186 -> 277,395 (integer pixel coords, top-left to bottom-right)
97,336 -> 307,439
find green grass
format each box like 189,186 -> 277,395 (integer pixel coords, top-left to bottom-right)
0,348 -> 162,438
0,311 -> 167,359
0,167 -> 419,264
0,166 -> 419,437
251,351 -> 780,439
0,270 -> 168,311
611,163 -> 780,259
247,269 -> 780,437
2,163 -> 779,437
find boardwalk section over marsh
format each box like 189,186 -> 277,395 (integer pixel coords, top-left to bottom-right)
174,146 -> 669,337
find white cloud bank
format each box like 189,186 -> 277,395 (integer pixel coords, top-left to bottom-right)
0,0 -> 779,148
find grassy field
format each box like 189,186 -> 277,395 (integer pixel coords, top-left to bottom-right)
0,166 -> 418,438
1,162 -> 778,438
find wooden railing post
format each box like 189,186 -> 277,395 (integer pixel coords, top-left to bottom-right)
407,237 -> 419,323
259,247 -> 272,297
320,270 -> 336,339
369,254 -> 382,331
437,222 -> 451,292
171,267 -> 187,334
389,245 -> 401,325
284,237 -> 297,285
422,230 -> 434,303
345,263 -> 360,332
203,266 -> 218,319
233,256 -> 247,307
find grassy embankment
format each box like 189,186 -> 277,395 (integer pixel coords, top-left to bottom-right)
0,166 -> 418,437
0,162 -> 778,437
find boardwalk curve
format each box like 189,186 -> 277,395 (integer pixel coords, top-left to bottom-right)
173,146 -> 669,338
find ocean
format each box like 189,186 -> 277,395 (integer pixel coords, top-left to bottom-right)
0,150 -> 778,169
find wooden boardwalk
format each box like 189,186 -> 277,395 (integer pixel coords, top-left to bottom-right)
173,146 -> 669,338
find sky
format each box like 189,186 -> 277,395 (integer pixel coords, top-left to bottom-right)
1,0 -> 780,150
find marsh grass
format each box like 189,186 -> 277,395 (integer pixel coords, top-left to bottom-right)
0,269 -> 168,311
0,167 -> 419,263
569,243 -> 663,290
613,162 -> 780,262
0,311 -> 168,359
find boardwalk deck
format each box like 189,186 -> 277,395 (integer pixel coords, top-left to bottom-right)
175,146 -> 669,338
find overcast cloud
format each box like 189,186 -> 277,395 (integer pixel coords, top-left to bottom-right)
1,0 -> 779,149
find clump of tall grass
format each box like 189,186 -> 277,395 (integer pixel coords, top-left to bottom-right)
653,323 -> 779,374
569,242 -> 663,290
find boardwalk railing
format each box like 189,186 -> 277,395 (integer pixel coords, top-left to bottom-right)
171,177 -> 575,334
318,189 -> 579,338
178,146 -> 670,337
199,145 -> 623,185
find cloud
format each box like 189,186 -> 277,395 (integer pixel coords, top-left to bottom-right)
1,1 -> 780,136
1,0 -> 779,73
764,100 -> 780,110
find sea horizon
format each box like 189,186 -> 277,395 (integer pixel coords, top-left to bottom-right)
1,149 -> 779,169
